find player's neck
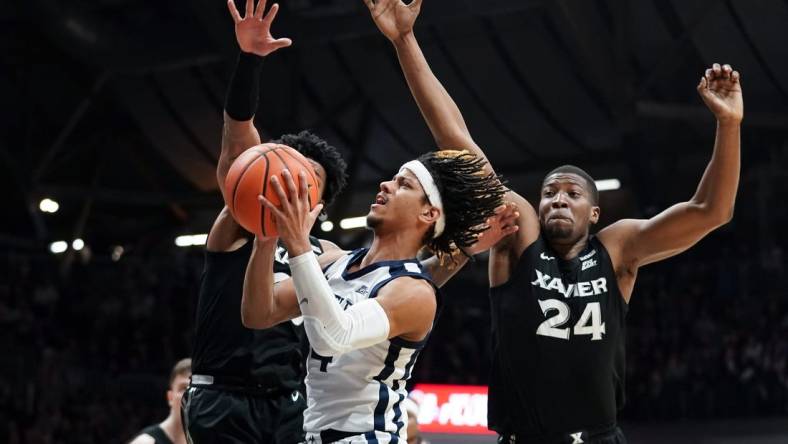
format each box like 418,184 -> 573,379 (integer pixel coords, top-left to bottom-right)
547,235 -> 589,260
362,232 -> 422,267
160,414 -> 186,444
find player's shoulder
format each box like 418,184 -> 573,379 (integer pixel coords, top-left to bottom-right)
596,219 -> 644,260
128,433 -> 156,444
377,275 -> 435,301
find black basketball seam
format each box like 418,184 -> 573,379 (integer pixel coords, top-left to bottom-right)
259,149 -> 274,238
231,153 -> 265,215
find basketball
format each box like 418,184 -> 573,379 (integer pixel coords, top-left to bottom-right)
224,143 -> 320,238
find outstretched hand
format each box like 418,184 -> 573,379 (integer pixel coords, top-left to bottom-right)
697,63 -> 743,124
364,0 -> 423,42
227,0 -> 292,56
465,202 -> 520,255
258,170 -> 323,257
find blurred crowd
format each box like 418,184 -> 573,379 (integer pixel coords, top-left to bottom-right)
1,233 -> 786,442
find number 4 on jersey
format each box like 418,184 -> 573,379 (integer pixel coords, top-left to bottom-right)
536,300 -> 606,341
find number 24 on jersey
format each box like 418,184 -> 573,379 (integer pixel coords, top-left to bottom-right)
536,300 -> 606,341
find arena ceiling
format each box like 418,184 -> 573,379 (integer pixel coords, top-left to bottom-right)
3,0 -> 788,254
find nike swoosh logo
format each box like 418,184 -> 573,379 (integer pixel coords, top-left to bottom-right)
540,252 -> 555,261
299,298 -> 309,305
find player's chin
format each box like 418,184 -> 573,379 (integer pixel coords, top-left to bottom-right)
366,213 -> 381,230
542,223 -> 573,241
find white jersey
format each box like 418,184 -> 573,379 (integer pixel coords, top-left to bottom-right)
303,248 -> 436,442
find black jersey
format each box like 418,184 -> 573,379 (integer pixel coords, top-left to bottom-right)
134,424 -> 172,444
190,236 -> 324,390
488,235 -> 627,439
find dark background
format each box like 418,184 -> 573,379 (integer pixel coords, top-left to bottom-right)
2,0 -> 787,442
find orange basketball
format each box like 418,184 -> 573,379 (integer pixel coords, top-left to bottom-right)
224,143 -> 320,238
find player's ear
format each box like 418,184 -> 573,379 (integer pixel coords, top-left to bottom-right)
590,205 -> 600,225
166,389 -> 175,407
420,206 -> 440,225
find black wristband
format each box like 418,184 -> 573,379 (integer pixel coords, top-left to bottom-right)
224,51 -> 264,121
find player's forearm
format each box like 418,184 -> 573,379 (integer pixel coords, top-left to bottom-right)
393,32 -> 471,149
690,121 -> 740,225
241,238 -> 278,329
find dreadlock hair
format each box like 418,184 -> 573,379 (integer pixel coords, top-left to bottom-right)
543,165 -> 598,204
418,150 -> 506,264
272,131 -> 348,207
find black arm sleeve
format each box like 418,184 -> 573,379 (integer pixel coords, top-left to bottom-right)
224,51 -> 264,121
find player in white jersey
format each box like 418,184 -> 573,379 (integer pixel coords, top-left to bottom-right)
303,249 -> 431,442
242,150 -> 512,442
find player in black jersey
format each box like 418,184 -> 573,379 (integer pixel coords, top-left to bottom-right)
180,1 -> 349,443
129,359 -> 191,444
371,1 -> 744,442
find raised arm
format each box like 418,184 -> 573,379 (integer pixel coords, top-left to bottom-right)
209,0 -> 293,252
364,0 -> 481,166
365,0 -> 538,281
218,0 -> 292,194
599,63 -> 743,299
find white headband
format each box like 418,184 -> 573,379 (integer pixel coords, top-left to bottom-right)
400,160 -> 445,238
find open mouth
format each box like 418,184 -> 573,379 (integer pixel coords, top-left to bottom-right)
374,194 -> 388,205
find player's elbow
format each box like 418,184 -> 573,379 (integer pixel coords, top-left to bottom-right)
241,307 -> 275,330
705,204 -> 735,228
434,125 -> 472,150
717,207 -> 734,226
691,200 -> 734,229
304,322 -> 349,357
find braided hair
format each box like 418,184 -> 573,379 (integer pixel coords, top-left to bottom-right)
418,150 -> 506,263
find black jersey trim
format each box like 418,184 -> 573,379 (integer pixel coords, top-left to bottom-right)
589,236 -> 630,307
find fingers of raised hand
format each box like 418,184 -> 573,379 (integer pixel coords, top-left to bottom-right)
245,0 -> 254,18
263,3 -> 280,24
227,0 -> 242,23
272,38 -> 293,50
254,0 -> 267,19
722,64 -> 732,79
